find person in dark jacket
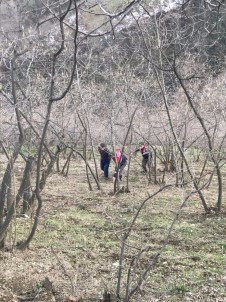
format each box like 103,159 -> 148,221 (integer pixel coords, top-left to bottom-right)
98,143 -> 111,178
112,147 -> 128,181
135,143 -> 152,172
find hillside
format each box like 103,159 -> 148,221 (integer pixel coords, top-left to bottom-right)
0,1 -> 226,302
1,154 -> 226,302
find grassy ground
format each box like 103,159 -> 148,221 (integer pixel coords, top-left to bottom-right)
0,153 -> 226,301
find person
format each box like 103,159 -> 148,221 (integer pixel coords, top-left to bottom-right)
98,143 -> 111,178
112,147 -> 128,181
135,143 -> 152,172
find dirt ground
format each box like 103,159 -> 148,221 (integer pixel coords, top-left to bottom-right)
0,153 -> 226,302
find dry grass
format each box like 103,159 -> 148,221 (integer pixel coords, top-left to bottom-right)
0,153 -> 226,301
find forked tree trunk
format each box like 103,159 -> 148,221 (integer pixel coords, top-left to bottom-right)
22,156 -> 34,214
0,156 -> 34,245
61,149 -> 73,176
0,161 -> 13,226
17,145 -> 61,250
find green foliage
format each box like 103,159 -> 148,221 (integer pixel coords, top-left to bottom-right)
178,226 -> 194,236
170,284 -> 189,295
35,281 -> 44,290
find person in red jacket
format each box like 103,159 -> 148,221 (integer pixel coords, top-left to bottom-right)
135,143 -> 152,172
112,147 -> 128,181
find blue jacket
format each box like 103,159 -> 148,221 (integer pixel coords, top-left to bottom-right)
98,147 -> 111,161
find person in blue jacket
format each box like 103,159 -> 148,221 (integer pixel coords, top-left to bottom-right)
98,143 -> 112,178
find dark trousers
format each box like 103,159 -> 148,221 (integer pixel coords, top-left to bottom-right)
113,162 -> 127,179
101,159 -> 110,177
142,158 -> 148,172
142,154 -> 151,172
